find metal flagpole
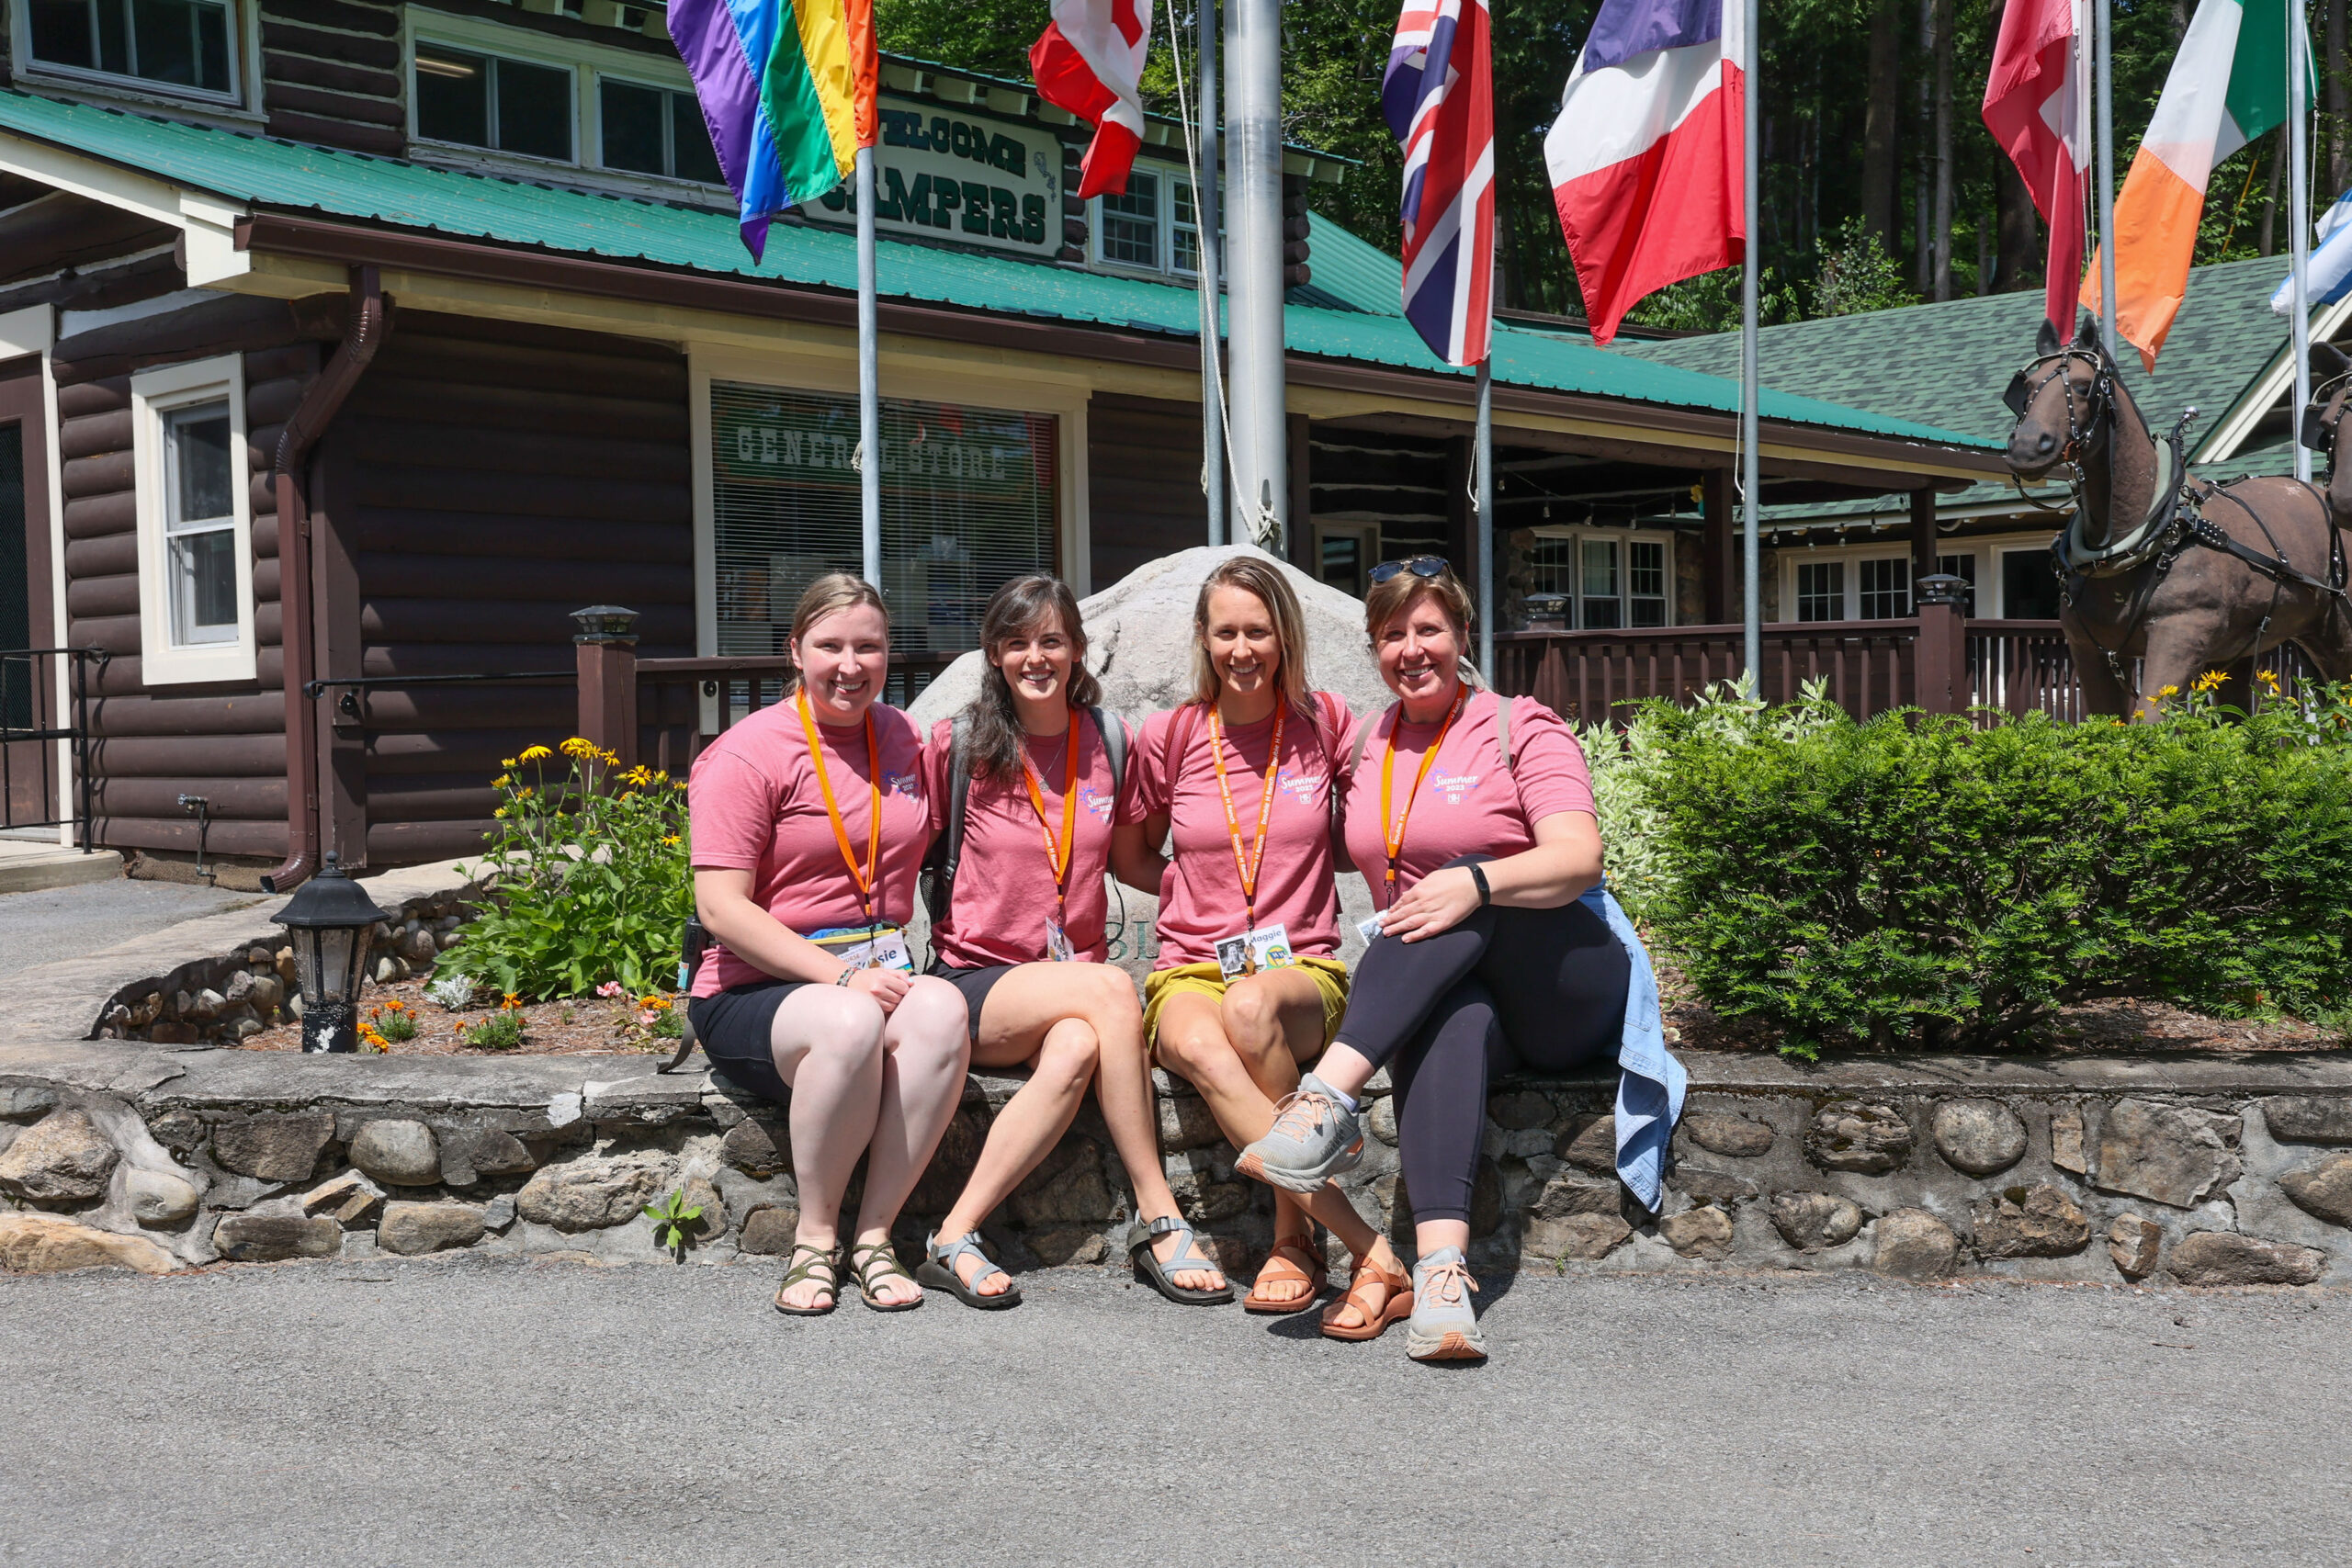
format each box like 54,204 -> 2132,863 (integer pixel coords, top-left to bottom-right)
1199,0 -> 1227,547
2291,0 -> 2314,485
1739,0 -> 1760,688
2095,0 -> 2117,359
1226,0 -> 1285,550
855,146 -> 882,587
1476,358 -> 1493,676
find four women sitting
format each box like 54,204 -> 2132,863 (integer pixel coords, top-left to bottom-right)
685,556 -> 1672,1361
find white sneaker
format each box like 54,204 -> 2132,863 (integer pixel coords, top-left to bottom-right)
1406,1247 -> 1487,1362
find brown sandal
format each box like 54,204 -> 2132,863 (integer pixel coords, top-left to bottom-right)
1243,1234 -> 1328,1314
1320,1247 -> 1413,1342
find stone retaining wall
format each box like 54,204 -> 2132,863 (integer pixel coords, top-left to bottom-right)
3,1044 -> 2350,1288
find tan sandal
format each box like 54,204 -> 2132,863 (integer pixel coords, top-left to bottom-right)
1244,1234 -> 1328,1314
1320,1246 -> 1413,1342
774,1242 -> 842,1316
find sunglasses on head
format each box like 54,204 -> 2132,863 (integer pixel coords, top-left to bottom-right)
1368,555 -> 1452,586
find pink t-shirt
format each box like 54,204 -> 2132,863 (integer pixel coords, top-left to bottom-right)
1126,694 -> 1350,966
922,710 -> 1142,968
686,697 -> 930,997
1340,689 -> 1597,912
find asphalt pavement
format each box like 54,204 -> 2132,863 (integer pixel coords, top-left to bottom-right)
0,875 -> 259,980
0,1255 -> 2343,1567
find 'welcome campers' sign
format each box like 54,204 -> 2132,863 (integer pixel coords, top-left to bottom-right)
807,96 -> 1058,256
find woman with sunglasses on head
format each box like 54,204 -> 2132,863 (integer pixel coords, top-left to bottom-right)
1235,557 -> 1681,1362
687,573 -> 971,1316
914,575 -> 1231,1309
1113,554 -> 1405,1324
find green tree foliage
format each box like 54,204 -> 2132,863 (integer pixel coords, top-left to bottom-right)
874,0 -> 2333,325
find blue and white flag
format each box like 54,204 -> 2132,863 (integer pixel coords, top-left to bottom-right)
2273,186 -> 2352,314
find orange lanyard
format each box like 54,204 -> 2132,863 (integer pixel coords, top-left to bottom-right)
1380,690 -> 1465,891
1205,700 -> 1286,929
1019,711 -> 1083,916
797,690 -> 882,926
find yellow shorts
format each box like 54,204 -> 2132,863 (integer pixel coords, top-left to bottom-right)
1142,955 -> 1351,1060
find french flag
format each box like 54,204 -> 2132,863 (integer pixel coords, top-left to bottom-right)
1385,0 -> 1495,367
1544,0 -> 1745,344
1031,0 -> 1152,200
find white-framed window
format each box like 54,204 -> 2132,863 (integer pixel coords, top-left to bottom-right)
1092,163 -> 1207,277
406,9 -> 723,194
1779,545 -> 1981,621
1524,529 -> 1673,628
20,0 -> 242,103
131,355 -> 255,685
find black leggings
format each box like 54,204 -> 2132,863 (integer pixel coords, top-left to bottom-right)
1335,857 -> 1630,1225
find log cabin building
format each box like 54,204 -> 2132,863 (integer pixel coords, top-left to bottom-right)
0,0 -> 2000,886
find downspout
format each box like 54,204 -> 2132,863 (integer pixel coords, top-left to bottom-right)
263,265 -> 385,895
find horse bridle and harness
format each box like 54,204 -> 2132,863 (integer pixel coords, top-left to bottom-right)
2006,346 -> 2346,692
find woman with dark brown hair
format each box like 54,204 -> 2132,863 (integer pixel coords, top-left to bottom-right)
917,575 -> 1231,1308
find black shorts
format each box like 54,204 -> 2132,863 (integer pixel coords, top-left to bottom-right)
925,960 -> 1016,1045
685,979 -> 815,1102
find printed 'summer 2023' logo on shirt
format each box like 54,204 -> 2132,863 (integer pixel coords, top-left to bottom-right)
1275,768 -> 1324,807
885,771 -> 922,797
1430,771 -> 1482,805
1078,784 -> 1115,824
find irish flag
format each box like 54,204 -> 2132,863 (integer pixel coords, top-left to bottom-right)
670,0 -> 878,262
2086,0 -> 2311,369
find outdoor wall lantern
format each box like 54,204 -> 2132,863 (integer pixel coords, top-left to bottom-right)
270,852 -> 389,1055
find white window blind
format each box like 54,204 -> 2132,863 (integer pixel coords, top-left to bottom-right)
709,383 -> 1058,660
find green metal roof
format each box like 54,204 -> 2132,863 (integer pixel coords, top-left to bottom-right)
0,88 -> 1992,449
1620,257 -> 2290,466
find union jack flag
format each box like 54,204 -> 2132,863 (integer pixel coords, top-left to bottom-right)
1383,0 -> 1495,367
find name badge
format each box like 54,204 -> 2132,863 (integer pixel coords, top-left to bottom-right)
1356,913 -> 1387,945
1215,923 -> 1296,981
806,925 -> 916,975
1045,917 -> 1075,964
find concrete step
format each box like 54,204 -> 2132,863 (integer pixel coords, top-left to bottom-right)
0,841 -> 123,894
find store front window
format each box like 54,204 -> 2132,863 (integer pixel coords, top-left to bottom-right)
709,384 -> 1058,671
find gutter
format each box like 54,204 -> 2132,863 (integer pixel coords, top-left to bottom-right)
261,265 -> 385,896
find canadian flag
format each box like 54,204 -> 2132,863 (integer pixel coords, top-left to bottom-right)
1031,0 -> 1153,199
1981,0 -> 2089,334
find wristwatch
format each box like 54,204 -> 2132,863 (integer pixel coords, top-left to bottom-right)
1469,863 -> 1492,907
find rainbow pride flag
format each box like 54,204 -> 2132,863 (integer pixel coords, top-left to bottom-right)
670,0 -> 877,261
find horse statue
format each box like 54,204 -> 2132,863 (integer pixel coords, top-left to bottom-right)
2299,341 -> 2352,526
2004,312 -> 2351,716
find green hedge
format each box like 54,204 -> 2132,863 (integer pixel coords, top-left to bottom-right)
1599,687 -> 2352,1053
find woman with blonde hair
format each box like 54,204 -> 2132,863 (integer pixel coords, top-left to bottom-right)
914,574 -> 1230,1307
1235,557 -> 1683,1361
686,572 -> 971,1315
1114,553 -> 1408,1330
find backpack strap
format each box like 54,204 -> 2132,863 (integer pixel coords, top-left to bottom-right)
1496,692 -> 1514,774
920,712 -> 975,930
1091,705 -> 1126,797
657,916 -> 709,1074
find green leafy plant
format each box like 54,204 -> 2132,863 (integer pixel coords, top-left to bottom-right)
437,739 -> 693,1001
368,1000 -> 418,1043
645,1187 -> 705,1258
460,1005 -> 526,1051
1625,682 -> 2352,1054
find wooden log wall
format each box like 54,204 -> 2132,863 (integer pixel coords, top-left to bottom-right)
339,310 -> 693,865
1088,393 -> 1206,591
258,0 -> 405,156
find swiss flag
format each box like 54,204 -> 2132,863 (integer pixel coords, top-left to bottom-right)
1982,0 -> 2088,333
1031,0 -> 1153,200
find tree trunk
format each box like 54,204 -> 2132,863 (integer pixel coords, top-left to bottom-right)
1914,0 -> 1934,290
1931,0 -> 1953,301
1997,155 -> 2039,291
2330,0 -> 2346,196
1862,0 -> 1901,239
2262,125 -> 2286,256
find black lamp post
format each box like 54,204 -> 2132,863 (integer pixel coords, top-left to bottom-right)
271,851 -> 390,1054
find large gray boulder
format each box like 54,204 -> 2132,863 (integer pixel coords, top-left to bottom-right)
907,545 -> 1389,729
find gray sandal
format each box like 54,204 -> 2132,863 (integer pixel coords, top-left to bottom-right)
916,1231 -> 1023,1310
1125,1215 -> 1235,1305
